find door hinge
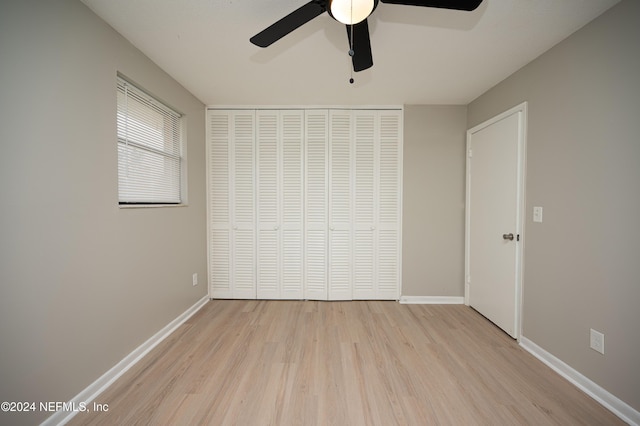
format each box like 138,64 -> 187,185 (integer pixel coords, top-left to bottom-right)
466,275 -> 471,283
468,149 -> 473,158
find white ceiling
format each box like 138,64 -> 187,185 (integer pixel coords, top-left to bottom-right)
81,0 -> 620,106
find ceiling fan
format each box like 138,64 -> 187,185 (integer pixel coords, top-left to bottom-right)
250,0 -> 483,72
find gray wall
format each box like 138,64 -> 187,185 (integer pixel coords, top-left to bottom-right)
0,1 -> 207,424
402,105 -> 467,297
468,0 -> 640,411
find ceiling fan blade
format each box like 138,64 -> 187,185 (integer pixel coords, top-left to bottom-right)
250,1 -> 326,47
347,20 -> 373,72
379,0 -> 482,11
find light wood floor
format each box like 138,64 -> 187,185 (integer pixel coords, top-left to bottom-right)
70,300 -> 622,425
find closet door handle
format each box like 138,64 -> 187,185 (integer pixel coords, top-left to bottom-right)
273,225 -> 280,230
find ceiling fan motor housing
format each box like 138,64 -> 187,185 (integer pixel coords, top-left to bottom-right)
327,0 -> 380,24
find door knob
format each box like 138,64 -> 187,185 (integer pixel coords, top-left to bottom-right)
502,233 -> 514,241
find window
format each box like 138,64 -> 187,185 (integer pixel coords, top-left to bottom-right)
117,76 -> 183,205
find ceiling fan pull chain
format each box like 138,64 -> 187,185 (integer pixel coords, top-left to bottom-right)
348,0 -> 355,83
349,24 -> 355,83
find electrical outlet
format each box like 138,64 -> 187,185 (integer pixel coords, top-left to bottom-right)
590,329 -> 604,354
192,273 -> 198,286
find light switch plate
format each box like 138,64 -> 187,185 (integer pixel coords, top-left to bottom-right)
533,206 -> 543,223
590,329 -> 604,354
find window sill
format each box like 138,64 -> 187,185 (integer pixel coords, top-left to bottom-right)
118,203 -> 187,209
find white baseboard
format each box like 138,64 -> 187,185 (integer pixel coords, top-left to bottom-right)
520,336 -> 639,426
43,295 -> 209,426
399,296 -> 464,304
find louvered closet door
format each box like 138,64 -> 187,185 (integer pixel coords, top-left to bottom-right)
328,110 -> 353,300
352,110 -> 402,300
209,112 -> 232,298
209,110 -> 256,299
377,111 -> 402,299
232,112 -> 257,298
353,111 -> 376,299
256,110 -> 304,299
256,112 -> 278,299
209,108 -> 401,301
281,112 -> 304,298
304,111 -> 328,300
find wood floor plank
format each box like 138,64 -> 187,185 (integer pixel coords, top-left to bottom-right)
69,301 -> 624,425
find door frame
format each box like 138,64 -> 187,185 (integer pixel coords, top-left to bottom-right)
464,102 -> 527,340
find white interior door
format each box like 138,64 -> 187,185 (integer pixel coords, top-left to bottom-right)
466,103 -> 526,339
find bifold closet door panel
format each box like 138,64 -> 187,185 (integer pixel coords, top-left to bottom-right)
328,111 -> 353,300
281,112 -> 304,299
256,111 -> 278,299
304,111 -> 329,300
352,110 -> 402,300
353,111 -> 376,299
209,112 -> 232,298
256,110 -> 304,299
233,112 -> 257,299
209,110 -> 256,299
376,111 -> 402,300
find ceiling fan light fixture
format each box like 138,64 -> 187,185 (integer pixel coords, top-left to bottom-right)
329,0 -> 374,25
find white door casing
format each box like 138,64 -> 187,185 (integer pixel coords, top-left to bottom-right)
465,102 -> 527,339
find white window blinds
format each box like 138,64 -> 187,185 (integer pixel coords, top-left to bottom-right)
117,77 -> 182,204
